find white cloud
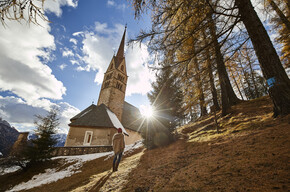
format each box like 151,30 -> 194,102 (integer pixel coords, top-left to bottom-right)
76,65 -> 90,72
0,0 -> 79,105
69,38 -> 78,45
0,96 -> 80,133
81,31 -> 114,75
73,22 -> 154,95
94,22 -> 109,33
59,64 -> 67,70
106,0 -> 126,11
57,102 -> 80,133
0,19 -> 66,104
72,31 -> 84,37
62,47 -> 74,57
44,0 -> 78,17
107,0 -> 115,6
0,0 -> 79,132
70,59 -> 80,65
125,42 -> 155,95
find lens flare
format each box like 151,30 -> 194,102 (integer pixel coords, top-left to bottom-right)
141,105 -> 154,118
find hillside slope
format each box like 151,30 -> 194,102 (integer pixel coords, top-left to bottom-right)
120,96 -> 289,192
1,96 -> 289,192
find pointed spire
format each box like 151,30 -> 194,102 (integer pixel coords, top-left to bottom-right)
116,25 -> 126,59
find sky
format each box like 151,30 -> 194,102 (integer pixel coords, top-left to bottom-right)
0,0 -> 155,133
0,0 -> 287,134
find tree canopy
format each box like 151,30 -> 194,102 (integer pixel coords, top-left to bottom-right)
129,0 -> 290,118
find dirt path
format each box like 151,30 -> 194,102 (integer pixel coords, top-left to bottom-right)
71,150 -> 144,192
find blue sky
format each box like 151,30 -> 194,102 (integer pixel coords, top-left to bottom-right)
0,0 -> 155,133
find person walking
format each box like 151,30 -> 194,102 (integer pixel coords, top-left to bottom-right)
112,128 -> 125,172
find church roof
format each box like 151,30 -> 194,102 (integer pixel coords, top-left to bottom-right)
114,27 -> 126,69
121,102 -> 144,133
69,104 -> 129,136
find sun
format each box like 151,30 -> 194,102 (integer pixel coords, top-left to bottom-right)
141,105 -> 154,118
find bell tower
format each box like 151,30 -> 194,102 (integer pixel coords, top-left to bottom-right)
97,27 -> 128,121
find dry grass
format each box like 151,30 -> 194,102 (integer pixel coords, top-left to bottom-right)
122,96 -> 290,191
1,96 -> 289,192
178,96 -> 276,143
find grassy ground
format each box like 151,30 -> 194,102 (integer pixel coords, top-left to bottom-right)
1,96 -> 289,191
121,96 -> 289,191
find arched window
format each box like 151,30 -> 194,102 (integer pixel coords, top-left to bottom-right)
116,82 -> 123,91
121,65 -> 124,71
106,73 -> 113,80
117,74 -> 124,82
104,81 -> 110,88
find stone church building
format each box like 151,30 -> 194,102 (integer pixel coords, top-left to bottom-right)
65,27 -> 142,147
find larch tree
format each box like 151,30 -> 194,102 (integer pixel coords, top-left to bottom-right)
235,0 -> 290,116
203,31 -> 221,110
130,0 -> 240,116
265,0 -> 290,68
208,13 -> 240,115
226,58 -> 245,100
130,0 -> 290,117
0,0 -> 47,26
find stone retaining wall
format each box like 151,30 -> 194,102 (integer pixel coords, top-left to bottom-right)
51,146 -> 113,156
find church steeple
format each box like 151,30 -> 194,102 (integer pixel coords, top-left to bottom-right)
116,25 -> 126,59
114,26 -> 126,69
97,26 -> 128,121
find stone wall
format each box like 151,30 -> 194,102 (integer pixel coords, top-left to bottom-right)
51,146 -> 113,156
65,127 -> 117,147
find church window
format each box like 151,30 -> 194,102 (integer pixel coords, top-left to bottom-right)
117,74 -> 125,82
116,82 -> 123,90
110,65 -> 113,69
106,73 -> 112,80
104,81 -> 110,88
121,65 -> 124,71
83,131 -> 93,146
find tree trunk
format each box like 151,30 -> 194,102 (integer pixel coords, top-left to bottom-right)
267,0 -> 290,31
206,49 -> 221,110
248,58 -> 260,98
237,54 -> 255,99
236,0 -> 290,116
228,64 -> 244,100
192,50 -> 208,117
204,32 -> 221,110
209,16 -> 240,115
237,70 -> 249,100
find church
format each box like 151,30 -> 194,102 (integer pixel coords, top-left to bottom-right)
64,27 -> 143,147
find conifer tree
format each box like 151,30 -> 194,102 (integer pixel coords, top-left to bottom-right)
143,68 -> 183,149
26,107 -> 58,162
